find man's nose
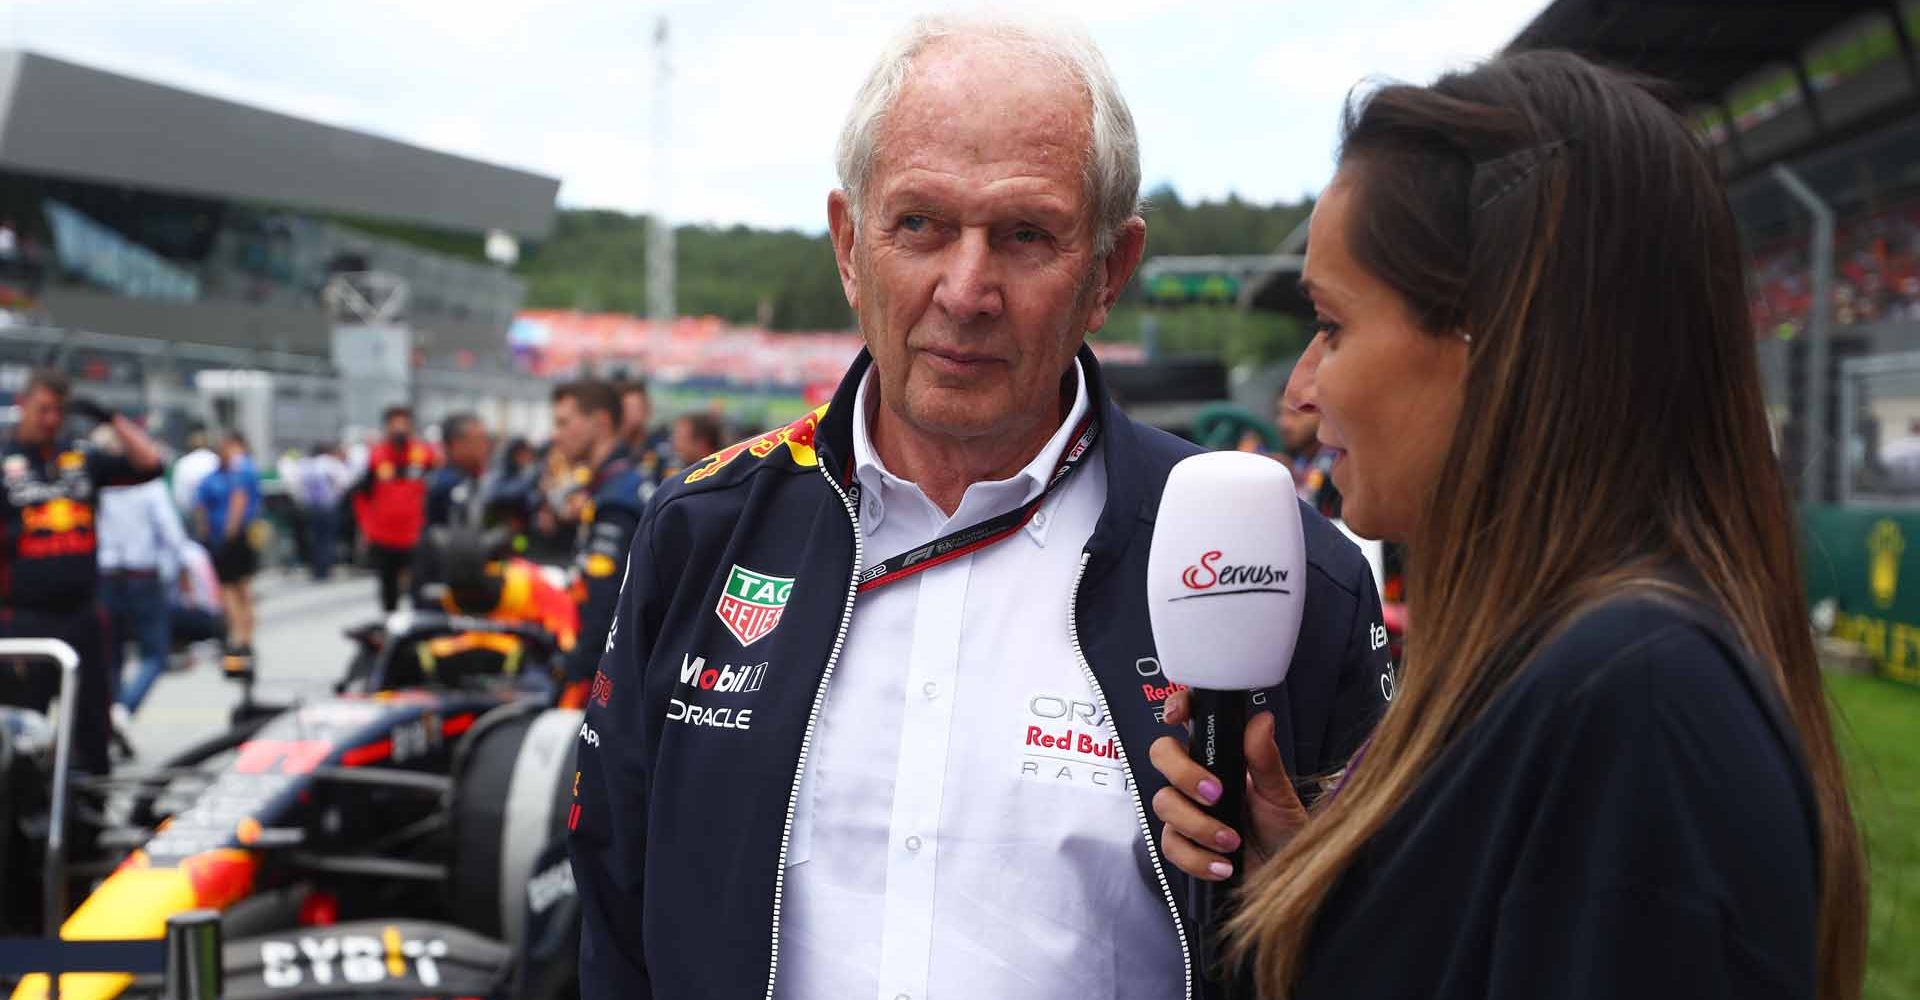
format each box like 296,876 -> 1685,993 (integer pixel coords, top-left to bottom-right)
1283,332 -> 1326,415
930,228 -> 1003,323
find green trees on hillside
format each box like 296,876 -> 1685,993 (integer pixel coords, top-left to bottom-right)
517,210 -> 850,328
515,185 -> 1313,362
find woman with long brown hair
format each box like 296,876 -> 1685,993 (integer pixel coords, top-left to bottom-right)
1150,51 -> 1867,999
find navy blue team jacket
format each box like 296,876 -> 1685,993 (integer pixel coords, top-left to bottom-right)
569,346 -> 1392,999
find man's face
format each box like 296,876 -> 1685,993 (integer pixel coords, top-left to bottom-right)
621,391 -> 651,440
451,424 -> 492,472
827,37 -> 1145,446
551,397 -> 604,464
670,417 -> 703,464
385,415 -> 413,440
15,388 -> 63,447
1278,399 -> 1320,453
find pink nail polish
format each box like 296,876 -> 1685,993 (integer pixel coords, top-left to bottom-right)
1214,828 -> 1240,851
1197,779 -> 1222,804
1208,861 -> 1233,879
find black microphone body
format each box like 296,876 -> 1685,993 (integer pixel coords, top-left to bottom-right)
1187,687 -> 1248,1000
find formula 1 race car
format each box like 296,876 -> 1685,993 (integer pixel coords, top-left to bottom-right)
0,595 -> 586,1000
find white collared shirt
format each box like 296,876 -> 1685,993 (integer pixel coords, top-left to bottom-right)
779,361 -> 1182,1000
97,478 -> 190,576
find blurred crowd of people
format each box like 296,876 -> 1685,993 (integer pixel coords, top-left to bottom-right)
0,366 -> 748,763
1749,199 -> 1920,336
264,381 -> 733,597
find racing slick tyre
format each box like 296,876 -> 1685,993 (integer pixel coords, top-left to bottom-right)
448,704 -> 580,947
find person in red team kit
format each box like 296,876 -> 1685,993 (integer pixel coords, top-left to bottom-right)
349,405 -> 439,613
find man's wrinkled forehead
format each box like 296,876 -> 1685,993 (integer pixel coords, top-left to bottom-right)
867,36 -> 1093,195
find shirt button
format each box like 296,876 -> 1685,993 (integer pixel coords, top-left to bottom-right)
904,835 -> 922,853
922,681 -> 938,699
895,994 -> 911,1000
1032,510 -> 1048,529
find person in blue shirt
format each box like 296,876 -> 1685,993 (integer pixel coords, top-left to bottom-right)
193,431 -> 262,677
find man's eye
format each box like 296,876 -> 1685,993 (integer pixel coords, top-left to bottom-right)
1011,227 -> 1044,244
1312,318 -> 1342,339
899,215 -> 929,233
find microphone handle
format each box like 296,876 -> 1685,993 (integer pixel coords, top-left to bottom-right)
1186,687 -> 1247,1000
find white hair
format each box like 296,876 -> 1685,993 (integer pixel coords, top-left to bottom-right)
834,11 -> 1142,258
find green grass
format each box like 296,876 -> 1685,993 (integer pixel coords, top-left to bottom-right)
1830,673 -> 1920,999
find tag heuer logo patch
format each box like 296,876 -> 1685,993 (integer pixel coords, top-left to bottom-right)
716,565 -> 794,647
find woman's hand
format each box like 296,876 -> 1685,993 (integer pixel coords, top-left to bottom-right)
1150,688 -> 1310,881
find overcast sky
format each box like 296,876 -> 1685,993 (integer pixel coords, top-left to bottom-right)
6,0 -> 1544,234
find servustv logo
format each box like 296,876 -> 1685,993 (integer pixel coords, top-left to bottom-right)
715,565 -> 794,647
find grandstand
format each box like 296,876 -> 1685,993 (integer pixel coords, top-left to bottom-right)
0,49 -> 557,366
1505,0 -> 1920,507
1241,0 -> 1920,508
0,49 -> 561,448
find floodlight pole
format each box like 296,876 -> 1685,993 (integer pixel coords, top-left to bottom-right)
646,17 -> 676,327
1772,163 -> 1835,507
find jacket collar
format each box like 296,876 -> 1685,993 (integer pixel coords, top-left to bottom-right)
812,343 -> 1148,561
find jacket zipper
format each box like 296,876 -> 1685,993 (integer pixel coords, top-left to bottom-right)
765,463 -> 864,1000
1069,550 -> 1195,999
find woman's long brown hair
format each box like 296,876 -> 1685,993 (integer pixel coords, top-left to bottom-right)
1227,51 -> 1867,999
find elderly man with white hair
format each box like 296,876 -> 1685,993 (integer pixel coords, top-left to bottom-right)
569,13 -> 1391,999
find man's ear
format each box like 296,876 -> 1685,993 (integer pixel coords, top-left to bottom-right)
828,190 -> 860,314
1084,217 -> 1147,333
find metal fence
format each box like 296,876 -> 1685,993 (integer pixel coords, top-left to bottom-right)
0,324 -> 552,453
1839,348 -> 1920,506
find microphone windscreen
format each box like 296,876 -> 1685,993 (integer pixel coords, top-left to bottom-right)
1147,451 -> 1306,691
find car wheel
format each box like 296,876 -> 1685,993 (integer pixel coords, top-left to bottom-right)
448,704 -> 579,946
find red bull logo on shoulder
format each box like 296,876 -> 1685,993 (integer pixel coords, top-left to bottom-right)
684,405 -> 825,484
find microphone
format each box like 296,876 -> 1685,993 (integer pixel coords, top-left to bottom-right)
1146,450 -> 1307,998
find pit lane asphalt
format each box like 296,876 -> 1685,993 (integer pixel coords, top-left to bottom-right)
122,570 -> 387,764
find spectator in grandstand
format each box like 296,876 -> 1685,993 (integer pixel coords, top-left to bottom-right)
296,441 -> 351,580
348,405 -> 438,613
194,430 -> 262,677
668,411 -> 724,473
95,426 -> 193,722
1748,200 -> 1920,337
171,426 -> 219,516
